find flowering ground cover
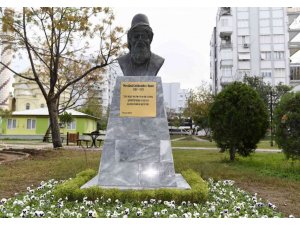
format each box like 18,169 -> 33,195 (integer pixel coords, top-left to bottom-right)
0,149 -> 299,217
0,174 -> 285,218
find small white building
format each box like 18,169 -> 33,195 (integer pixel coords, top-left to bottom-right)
162,82 -> 189,113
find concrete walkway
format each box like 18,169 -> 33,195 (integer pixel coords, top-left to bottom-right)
171,137 -> 187,142
173,146 -> 282,153
191,135 -> 210,142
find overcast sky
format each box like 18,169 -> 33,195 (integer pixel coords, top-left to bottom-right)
5,2 -> 300,91
113,7 -> 217,90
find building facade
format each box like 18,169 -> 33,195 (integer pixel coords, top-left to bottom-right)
162,82 -> 189,113
210,7 -> 300,94
0,108 -> 98,138
0,31 -> 14,110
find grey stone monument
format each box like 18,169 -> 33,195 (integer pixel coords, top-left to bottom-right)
81,14 -> 190,190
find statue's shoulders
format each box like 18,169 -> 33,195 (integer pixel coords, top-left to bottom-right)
117,53 -> 130,65
151,53 -> 165,64
149,53 -> 165,76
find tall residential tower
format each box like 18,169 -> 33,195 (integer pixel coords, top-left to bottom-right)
210,7 -> 300,94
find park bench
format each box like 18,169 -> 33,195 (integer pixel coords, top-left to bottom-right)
66,132 -> 89,147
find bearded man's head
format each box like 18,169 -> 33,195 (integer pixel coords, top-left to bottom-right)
127,14 -> 153,65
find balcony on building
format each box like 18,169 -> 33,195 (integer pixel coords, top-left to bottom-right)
219,7 -> 231,17
220,33 -> 232,49
290,63 -> 300,86
220,76 -> 233,87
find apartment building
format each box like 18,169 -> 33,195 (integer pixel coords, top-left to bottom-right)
210,7 -> 300,94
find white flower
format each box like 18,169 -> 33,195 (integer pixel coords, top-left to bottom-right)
150,199 -> 156,204
106,198 -> 111,203
136,210 -> 143,217
161,209 -> 168,215
169,214 -> 178,218
0,198 -> 7,204
181,201 -> 187,206
34,210 -> 45,217
154,211 -> 160,217
202,212 -> 209,218
80,206 -> 85,211
88,210 -> 97,218
193,212 -> 200,218
124,208 -> 130,215
289,215 -> 295,218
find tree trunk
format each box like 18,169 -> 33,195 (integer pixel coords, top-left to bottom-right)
43,125 -> 51,142
47,99 -> 62,148
229,147 -> 236,161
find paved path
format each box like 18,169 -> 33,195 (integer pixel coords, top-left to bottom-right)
191,136 -> 210,142
170,137 -> 187,142
173,146 -> 282,153
1,141 -> 282,153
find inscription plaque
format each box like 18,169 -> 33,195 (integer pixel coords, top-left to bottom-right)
120,82 -> 156,117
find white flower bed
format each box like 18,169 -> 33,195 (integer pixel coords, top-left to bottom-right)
0,178 -> 284,218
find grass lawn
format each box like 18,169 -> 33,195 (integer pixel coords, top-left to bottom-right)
0,148 -> 299,217
171,136 -> 280,150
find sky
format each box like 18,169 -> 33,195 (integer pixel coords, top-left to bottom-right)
3,1 -> 300,91
113,7 -> 218,90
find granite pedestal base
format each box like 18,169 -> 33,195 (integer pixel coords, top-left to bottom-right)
81,76 -> 190,190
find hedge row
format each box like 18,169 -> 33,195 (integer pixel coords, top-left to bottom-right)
53,169 -> 208,203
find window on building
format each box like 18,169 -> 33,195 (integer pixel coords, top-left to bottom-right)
260,35 -> 271,43
221,18 -> 228,26
274,51 -> 284,60
272,9 -> 283,18
221,66 -> 232,77
26,103 -> 30,110
27,119 -> 36,129
237,20 -> 248,28
273,35 -> 285,43
237,8 -> 249,12
274,69 -> 285,77
238,35 -> 250,45
273,19 -> 283,26
261,51 -> 272,60
67,120 -> 76,130
237,12 -> 249,19
259,19 -> 270,27
238,53 -> 251,61
259,10 -> 270,19
40,104 -> 45,108
260,27 -> 271,35
273,27 -> 284,34
261,70 -> 272,78
7,119 -> 16,129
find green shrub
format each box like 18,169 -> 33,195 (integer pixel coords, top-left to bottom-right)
209,82 -> 269,161
274,92 -> 300,160
53,169 -> 208,203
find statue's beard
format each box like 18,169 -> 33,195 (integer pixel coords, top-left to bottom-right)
130,41 -> 151,65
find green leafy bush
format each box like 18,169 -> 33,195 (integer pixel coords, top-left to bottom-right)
209,82 -> 269,161
53,169 -> 208,203
274,92 -> 300,160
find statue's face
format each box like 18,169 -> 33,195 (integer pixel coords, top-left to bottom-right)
129,27 -> 152,65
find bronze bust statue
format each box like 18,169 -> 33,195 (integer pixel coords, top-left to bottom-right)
118,14 -> 165,76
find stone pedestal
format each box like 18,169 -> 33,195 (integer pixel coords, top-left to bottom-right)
81,76 -> 190,189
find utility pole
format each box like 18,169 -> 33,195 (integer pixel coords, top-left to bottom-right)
270,89 -> 273,147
